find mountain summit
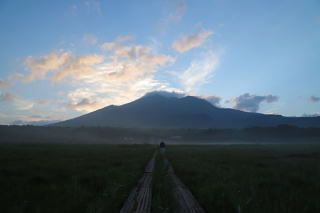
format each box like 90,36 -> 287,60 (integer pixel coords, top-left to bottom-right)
54,93 -> 320,128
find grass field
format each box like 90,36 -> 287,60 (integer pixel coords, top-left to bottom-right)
0,143 -> 154,213
167,144 -> 320,213
1,142 -> 319,213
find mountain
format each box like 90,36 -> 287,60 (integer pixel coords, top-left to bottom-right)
53,94 -> 320,128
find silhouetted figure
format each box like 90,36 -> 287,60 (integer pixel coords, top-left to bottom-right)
160,141 -> 166,154
160,141 -> 165,148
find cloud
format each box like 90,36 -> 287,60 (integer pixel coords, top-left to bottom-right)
67,98 -> 102,112
82,33 -> 98,45
302,112 -> 320,117
0,91 -> 34,110
22,51 -> 105,82
100,35 -> 134,51
20,35 -> 173,85
66,76 -> 182,112
17,35 -> 177,113
100,41 -> 175,82
0,91 -> 16,102
15,100 -> 34,110
180,51 -> 219,92
144,90 -> 185,98
0,79 -> 10,88
172,30 -> 213,53
158,2 -> 186,31
231,93 -> 279,112
38,99 -> 50,105
167,2 -> 186,23
200,95 -> 221,106
310,95 -> 320,103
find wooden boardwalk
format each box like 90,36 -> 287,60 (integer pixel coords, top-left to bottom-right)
120,150 -> 205,213
164,156 -> 206,213
120,152 -> 157,213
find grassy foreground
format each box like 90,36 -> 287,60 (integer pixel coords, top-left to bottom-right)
0,143 -> 154,213
167,144 -> 320,213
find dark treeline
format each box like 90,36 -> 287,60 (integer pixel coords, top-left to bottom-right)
0,125 -> 319,144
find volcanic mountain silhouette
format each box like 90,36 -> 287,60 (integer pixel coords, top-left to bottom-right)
54,93 -> 320,128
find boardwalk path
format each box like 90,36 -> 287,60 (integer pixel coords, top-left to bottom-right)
120,150 -> 205,213
164,155 -> 206,213
120,151 -> 157,213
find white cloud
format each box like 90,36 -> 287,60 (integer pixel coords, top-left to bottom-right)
22,51 -> 105,82
16,36 -> 177,113
58,36 -> 176,112
172,30 -> 213,53
100,41 -> 175,82
180,51 -> 219,92
66,74 -> 181,112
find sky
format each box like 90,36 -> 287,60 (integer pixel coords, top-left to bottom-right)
0,0 -> 319,124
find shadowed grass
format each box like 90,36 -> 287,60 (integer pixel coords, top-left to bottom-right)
0,143 -> 154,213
167,144 -> 320,213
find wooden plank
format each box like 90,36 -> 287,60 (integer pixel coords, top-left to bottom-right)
165,156 -> 206,213
120,152 -> 157,213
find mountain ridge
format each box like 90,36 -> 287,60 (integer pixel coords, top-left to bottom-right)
53,94 -> 320,128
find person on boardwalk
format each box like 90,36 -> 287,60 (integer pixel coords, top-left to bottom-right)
160,141 -> 166,155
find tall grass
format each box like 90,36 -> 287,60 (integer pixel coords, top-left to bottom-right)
0,143 -> 154,213
167,144 -> 320,213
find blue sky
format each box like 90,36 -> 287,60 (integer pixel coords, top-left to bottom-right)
0,0 -> 319,124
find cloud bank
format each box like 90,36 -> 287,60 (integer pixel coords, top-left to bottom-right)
231,93 -> 278,112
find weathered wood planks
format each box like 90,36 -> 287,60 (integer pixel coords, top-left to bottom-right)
120,152 -> 157,213
165,156 -> 206,213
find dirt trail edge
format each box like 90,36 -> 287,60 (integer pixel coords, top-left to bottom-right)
120,151 -> 157,213
164,155 -> 206,213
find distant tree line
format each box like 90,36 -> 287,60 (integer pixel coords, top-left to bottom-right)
0,125 -> 319,144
